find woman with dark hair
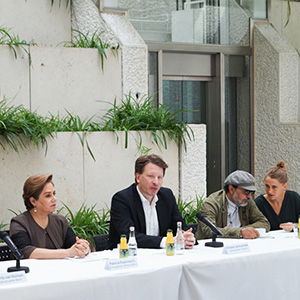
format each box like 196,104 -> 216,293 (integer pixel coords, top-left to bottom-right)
9,174 -> 90,259
255,161 -> 300,231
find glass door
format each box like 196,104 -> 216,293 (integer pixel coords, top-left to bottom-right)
163,80 -> 207,124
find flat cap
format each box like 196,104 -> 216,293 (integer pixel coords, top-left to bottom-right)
224,170 -> 256,191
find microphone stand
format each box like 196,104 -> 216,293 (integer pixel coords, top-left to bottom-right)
7,258 -> 30,273
205,232 -> 224,248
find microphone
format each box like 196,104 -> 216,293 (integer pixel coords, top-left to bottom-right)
0,231 -> 24,260
196,212 -> 224,237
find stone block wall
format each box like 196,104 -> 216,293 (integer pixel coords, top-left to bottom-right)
254,23 -> 299,194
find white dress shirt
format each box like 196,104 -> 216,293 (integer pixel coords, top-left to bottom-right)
136,186 -> 167,248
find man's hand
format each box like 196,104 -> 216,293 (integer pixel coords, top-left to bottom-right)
240,227 -> 260,239
183,228 -> 195,249
280,222 -> 293,232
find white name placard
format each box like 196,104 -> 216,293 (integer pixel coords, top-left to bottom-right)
105,257 -> 138,271
222,242 -> 250,255
0,271 -> 27,285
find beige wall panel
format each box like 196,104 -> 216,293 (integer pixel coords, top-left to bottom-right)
254,24 -> 299,195
0,0 -> 71,46
30,47 -> 122,119
269,0 -> 300,53
0,45 -> 30,108
0,133 -> 84,225
180,124 -> 206,201
83,131 -> 179,210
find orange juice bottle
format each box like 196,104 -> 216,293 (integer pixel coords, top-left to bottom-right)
166,229 -> 175,256
119,234 -> 129,258
298,215 -> 300,238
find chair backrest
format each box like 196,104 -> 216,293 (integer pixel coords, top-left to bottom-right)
189,223 -> 198,235
0,245 -> 13,261
93,234 -> 109,252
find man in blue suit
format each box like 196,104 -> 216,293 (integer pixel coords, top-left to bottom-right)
109,154 -> 195,249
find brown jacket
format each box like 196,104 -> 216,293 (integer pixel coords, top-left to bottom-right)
196,190 -> 270,239
10,211 -> 75,258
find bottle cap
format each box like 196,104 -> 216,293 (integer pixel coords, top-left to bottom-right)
130,226 -> 135,231
120,234 -> 126,238
167,229 -> 173,233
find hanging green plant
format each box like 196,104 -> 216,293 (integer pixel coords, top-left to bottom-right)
0,27 -> 35,64
100,93 -> 194,151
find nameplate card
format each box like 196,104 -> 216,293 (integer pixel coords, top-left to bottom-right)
222,242 -> 250,255
105,257 -> 138,271
0,271 -> 27,285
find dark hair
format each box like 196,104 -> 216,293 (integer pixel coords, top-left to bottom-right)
135,154 -> 168,182
23,174 -> 54,210
265,160 -> 288,184
224,184 -> 237,193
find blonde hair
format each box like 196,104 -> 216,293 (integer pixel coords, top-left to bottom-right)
265,160 -> 288,184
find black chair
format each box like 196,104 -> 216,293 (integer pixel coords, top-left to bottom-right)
0,245 -> 13,261
93,234 -> 109,252
190,223 -> 198,235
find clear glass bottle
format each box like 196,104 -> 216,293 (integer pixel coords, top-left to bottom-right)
128,226 -> 137,256
119,234 -> 129,259
176,221 -> 184,255
166,229 -> 175,256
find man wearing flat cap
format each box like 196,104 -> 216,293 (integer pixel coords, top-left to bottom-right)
196,170 -> 270,239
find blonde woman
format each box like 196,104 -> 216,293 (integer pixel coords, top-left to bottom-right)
255,161 -> 300,231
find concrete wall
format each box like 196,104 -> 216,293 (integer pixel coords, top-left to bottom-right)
0,0 -> 207,227
0,126 -> 206,226
102,12 -> 148,97
0,0 -> 71,46
0,45 -> 122,119
180,124 -> 206,200
254,23 -> 299,195
268,0 -> 300,54
72,0 -> 148,98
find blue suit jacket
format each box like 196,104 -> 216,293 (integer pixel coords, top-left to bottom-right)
109,183 -> 188,249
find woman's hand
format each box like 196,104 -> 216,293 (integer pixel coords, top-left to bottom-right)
280,222 -> 293,232
68,237 -> 90,257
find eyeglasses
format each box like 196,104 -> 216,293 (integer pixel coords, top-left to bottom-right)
237,187 -> 255,196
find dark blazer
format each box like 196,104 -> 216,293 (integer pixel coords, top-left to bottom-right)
109,183 -> 188,249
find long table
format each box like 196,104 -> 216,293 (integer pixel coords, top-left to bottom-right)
0,230 -> 300,300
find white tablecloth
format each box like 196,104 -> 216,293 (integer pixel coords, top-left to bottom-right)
0,230 -> 300,300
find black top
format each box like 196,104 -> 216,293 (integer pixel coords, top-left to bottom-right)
109,183 -> 189,249
255,190 -> 300,231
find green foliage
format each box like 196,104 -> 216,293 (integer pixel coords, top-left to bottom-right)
0,221 -> 8,231
63,30 -> 119,70
0,99 -> 101,158
100,93 -> 194,150
0,27 -> 35,64
49,111 -> 101,160
60,202 -> 110,249
0,93 -> 193,158
50,0 -> 72,7
0,100 -> 55,153
177,194 -> 204,224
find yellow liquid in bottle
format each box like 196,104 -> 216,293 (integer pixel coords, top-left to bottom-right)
119,235 -> 129,258
298,216 -> 300,239
166,230 -> 175,256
